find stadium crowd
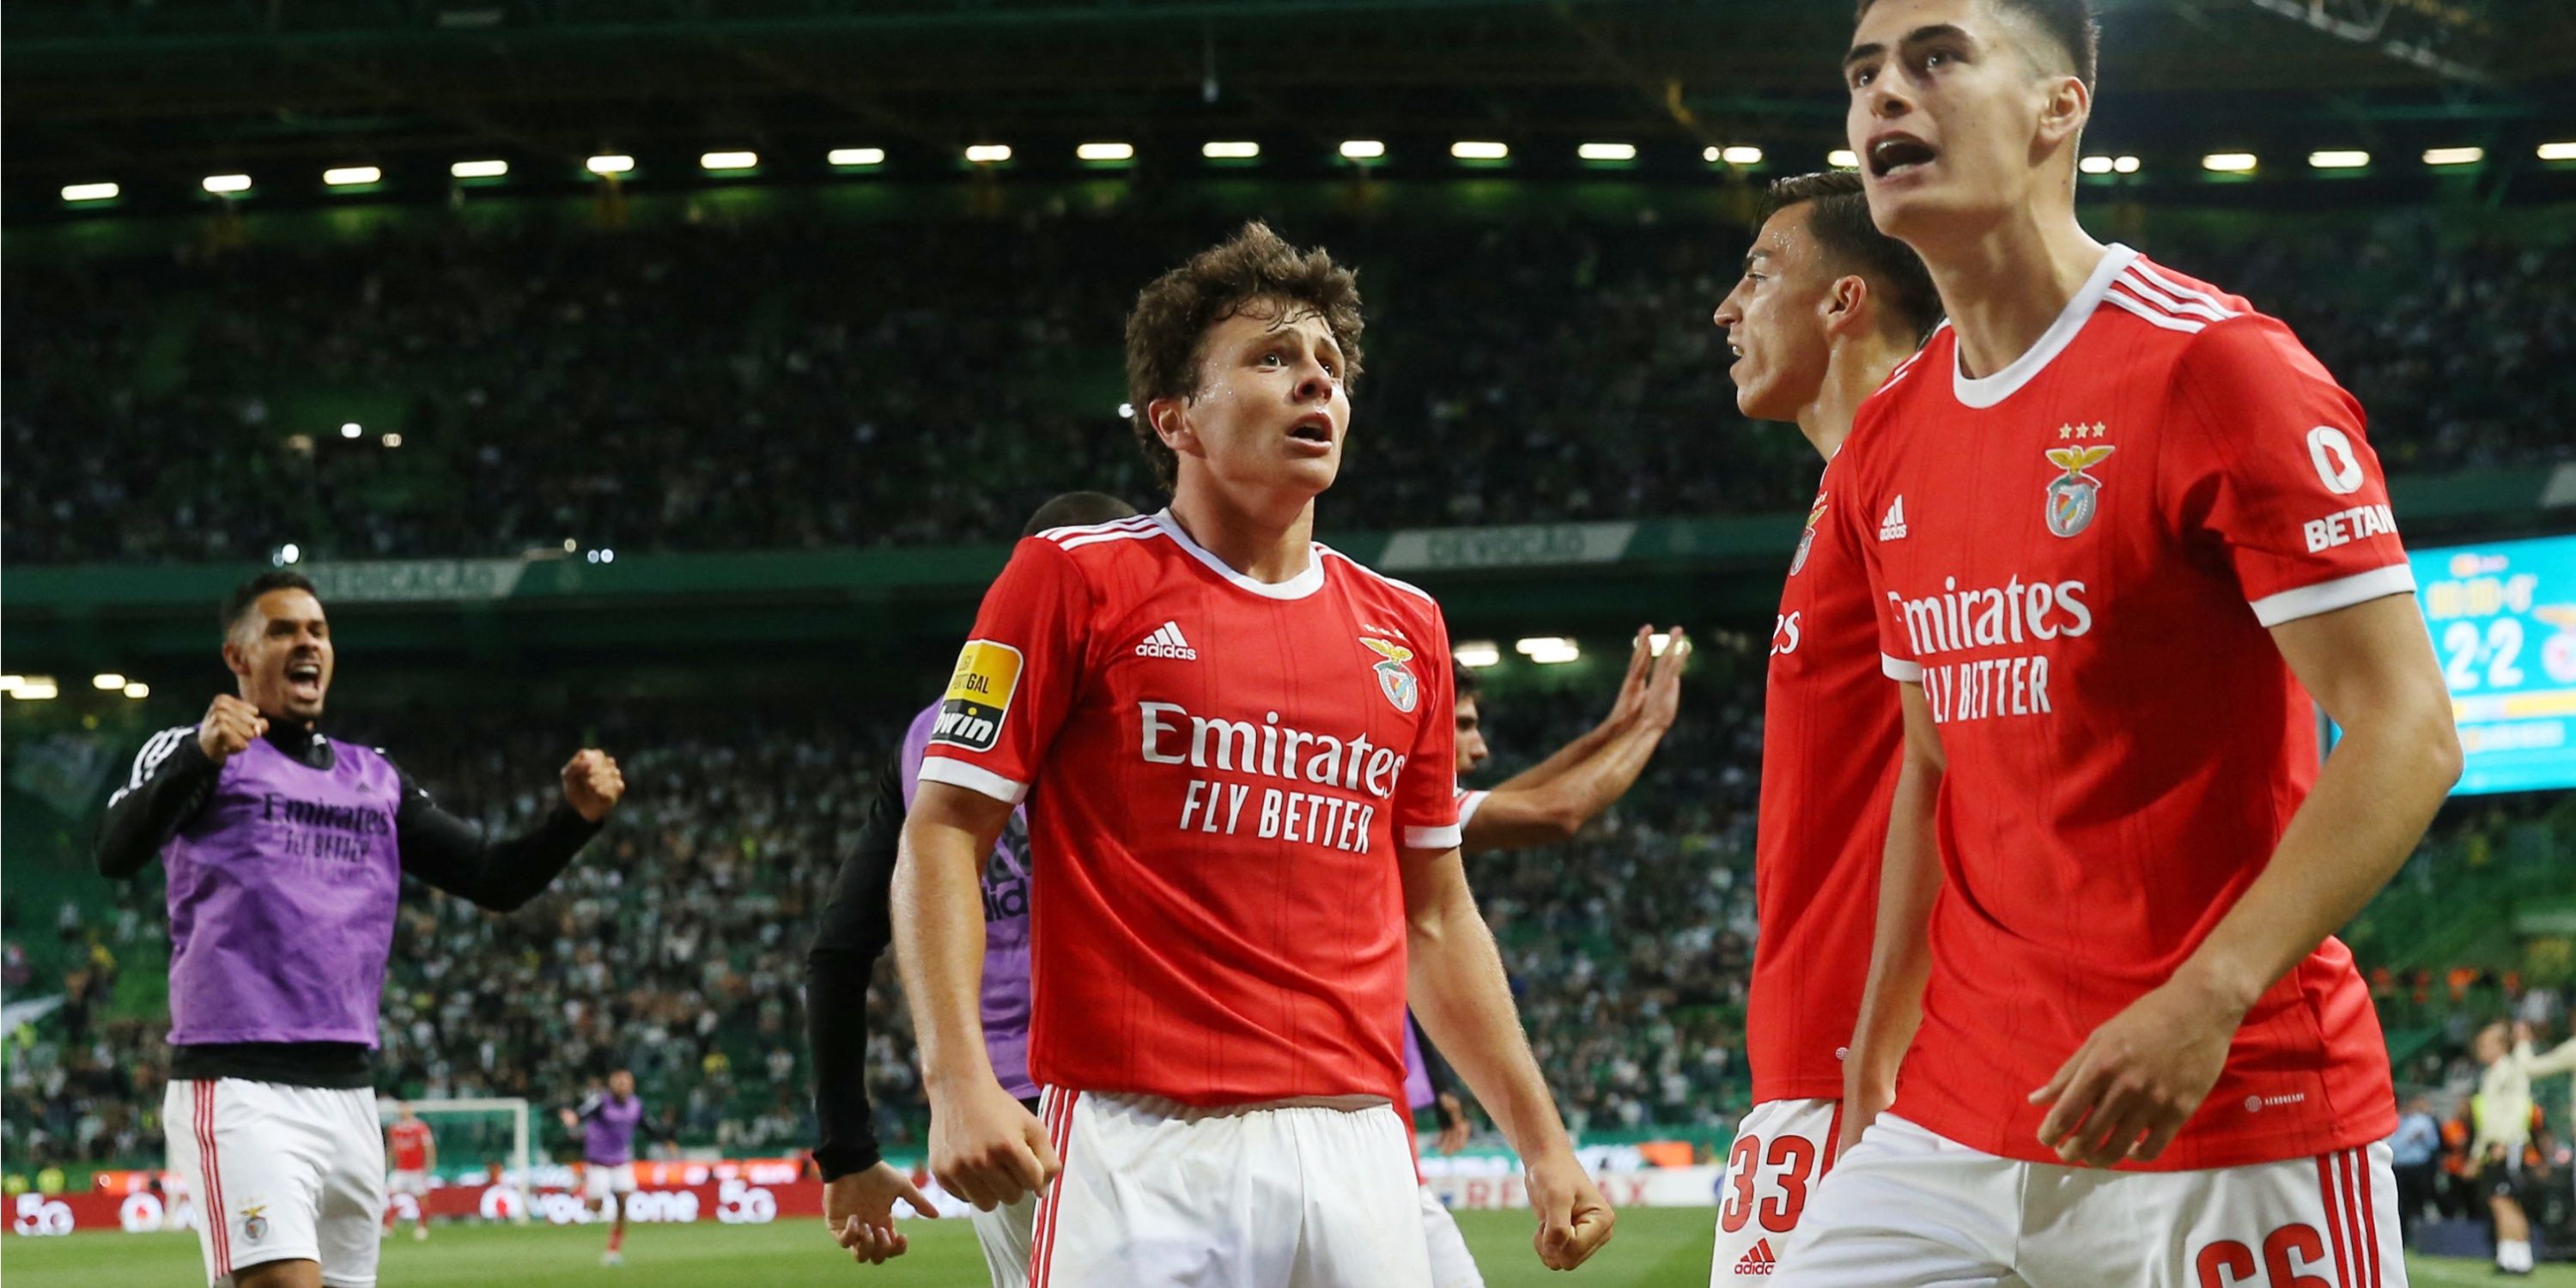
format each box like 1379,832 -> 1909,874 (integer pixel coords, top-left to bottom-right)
6,208 -> 2570,565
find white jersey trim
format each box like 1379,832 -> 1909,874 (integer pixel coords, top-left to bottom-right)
1953,244 -> 2138,410
1454,789 -> 1490,830
2103,289 -> 2208,334
1317,545 -> 1436,603
1403,823 -> 1464,852
918,756 -> 1031,806
1881,653 -> 1924,683
1152,510 -> 1326,600
2248,562 -> 2418,628
112,725 -> 199,807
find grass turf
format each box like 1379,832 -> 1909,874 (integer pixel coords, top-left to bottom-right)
3,1206 -> 2568,1286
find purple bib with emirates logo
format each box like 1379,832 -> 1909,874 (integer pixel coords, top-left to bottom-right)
164,734 -> 404,1047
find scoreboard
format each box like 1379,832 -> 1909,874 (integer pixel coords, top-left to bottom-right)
2412,533 -> 2576,796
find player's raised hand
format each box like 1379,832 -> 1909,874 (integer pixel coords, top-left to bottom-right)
927,1078 -> 1059,1212
1637,629 -> 1691,733
824,1161 -> 938,1267
197,694 -> 268,764
1525,1152 -> 1614,1271
1601,627 -> 1658,729
561,750 -> 626,823
2028,974 -> 2240,1168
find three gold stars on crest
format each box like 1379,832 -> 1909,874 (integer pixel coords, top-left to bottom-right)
2057,422 -> 2109,440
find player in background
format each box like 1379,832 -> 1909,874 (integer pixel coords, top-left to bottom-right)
896,223 -> 1613,1285
561,1068 -> 647,1267
1704,169 -> 1940,1285
1780,1 -> 2463,1283
383,1104 -> 434,1242
1451,629 -> 1691,856
1413,636 -> 1690,1288
804,491 -> 1139,1279
97,571 -> 623,1288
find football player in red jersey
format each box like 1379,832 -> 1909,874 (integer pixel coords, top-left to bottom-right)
894,223 -> 1612,1286
1773,2 -> 2463,1284
1704,170 -> 1939,1286
383,1104 -> 434,1242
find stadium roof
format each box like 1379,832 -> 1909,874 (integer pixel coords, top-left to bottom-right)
8,0 -> 2570,203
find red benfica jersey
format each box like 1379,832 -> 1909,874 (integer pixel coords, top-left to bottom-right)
921,511 -> 1461,1106
1750,459 -> 1901,1104
1841,246 -> 2409,1170
389,1121 -> 432,1172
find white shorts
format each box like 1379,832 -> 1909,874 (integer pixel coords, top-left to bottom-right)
1711,1097 -> 1844,1285
581,1161 -> 639,1202
386,1170 -> 429,1199
1419,1184 -> 1485,1288
971,1191 -> 1038,1288
1776,1115 -> 2406,1288
165,1078 -> 386,1288
1028,1089 -> 1432,1288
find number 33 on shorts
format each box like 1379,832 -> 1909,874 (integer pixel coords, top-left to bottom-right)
1710,1098 -> 1843,1285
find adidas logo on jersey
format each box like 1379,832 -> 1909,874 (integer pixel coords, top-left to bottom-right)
1135,621 -> 1198,660
1877,495 -> 1909,542
1734,1238 -> 1779,1277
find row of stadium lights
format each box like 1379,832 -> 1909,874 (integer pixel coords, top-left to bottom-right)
1451,634 -> 1679,668
3,674 -> 147,702
2,634 -> 1609,703
59,141 -> 2576,204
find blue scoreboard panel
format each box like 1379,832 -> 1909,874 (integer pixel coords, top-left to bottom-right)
2413,534 -> 2576,796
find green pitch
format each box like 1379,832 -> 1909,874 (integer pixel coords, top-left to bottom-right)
3,1208 -> 2568,1286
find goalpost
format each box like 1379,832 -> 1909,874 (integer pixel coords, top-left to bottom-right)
379,1096 -> 534,1225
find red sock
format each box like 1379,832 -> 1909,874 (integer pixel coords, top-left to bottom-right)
607,1227 -> 625,1253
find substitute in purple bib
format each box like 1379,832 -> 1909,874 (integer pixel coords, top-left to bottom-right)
801,489 -> 1136,1285
99,570 -> 625,1288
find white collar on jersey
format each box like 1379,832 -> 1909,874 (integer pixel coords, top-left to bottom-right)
1153,508 -> 1327,600
1952,242 -> 2139,410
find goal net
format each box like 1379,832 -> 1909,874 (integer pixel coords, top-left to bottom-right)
377,1097 -> 533,1225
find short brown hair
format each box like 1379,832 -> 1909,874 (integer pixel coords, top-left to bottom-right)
1855,0 -> 2098,93
1123,222 -> 1364,489
1765,171 -> 1942,343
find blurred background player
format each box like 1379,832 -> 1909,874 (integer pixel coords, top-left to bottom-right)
2469,1019 -> 2576,1275
1791,0 -> 2461,1283
561,1068 -> 646,1267
804,490 -> 1139,1280
383,1103 -> 434,1242
1704,170 -> 1938,1285
95,571 -> 625,1288
1409,634 -> 1690,1287
896,223 -> 1613,1285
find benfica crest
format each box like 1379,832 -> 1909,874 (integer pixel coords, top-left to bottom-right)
1359,637 -> 1419,713
1790,495 -> 1828,576
2044,445 -> 2115,538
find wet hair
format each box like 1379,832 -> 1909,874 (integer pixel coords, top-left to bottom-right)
1855,0 -> 2099,93
220,570 -> 320,636
1452,659 -> 1482,705
1123,222 -> 1364,489
1765,171 -> 1944,343
1022,491 -> 1140,538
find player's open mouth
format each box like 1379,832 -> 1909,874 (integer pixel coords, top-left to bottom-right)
1287,415 -> 1334,448
1869,134 -> 1937,179
286,659 -> 323,692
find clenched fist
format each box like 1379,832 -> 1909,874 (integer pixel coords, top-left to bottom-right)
561,750 -> 626,823
197,695 -> 270,765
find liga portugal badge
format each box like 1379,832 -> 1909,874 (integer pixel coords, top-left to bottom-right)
1359,638 -> 1419,714
2044,445 -> 2115,538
